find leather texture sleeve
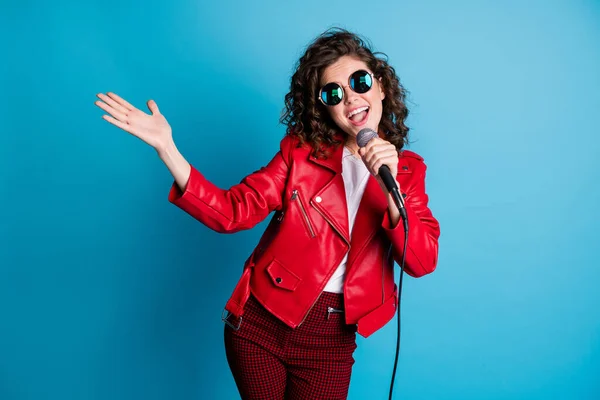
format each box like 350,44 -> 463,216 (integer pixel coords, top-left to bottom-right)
381,159 -> 440,277
168,138 -> 292,233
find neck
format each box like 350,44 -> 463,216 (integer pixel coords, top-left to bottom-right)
344,138 -> 361,159
345,137 -> 359,153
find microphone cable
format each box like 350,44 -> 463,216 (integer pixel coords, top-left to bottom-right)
355,129 -> 409,398
388,190 -> 409,400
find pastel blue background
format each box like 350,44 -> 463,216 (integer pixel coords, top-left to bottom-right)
1,0 -> 599,399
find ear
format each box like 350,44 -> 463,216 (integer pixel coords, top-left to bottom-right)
378,77 -> 385,100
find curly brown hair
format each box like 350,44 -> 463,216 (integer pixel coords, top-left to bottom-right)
280,27 -> 410,159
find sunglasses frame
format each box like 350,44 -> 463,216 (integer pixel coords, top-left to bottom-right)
318,69 -> 375,107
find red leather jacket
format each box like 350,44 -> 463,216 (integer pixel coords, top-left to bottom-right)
168,135 -> 440,337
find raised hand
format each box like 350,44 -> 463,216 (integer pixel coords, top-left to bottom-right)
95,92 -> 172,151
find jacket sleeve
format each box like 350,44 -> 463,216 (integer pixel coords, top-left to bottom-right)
381,159 -> 440,277
167,138 -> 292,233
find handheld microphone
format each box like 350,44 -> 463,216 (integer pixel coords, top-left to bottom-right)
356,128 -> 408,232
357,128 -> 410,400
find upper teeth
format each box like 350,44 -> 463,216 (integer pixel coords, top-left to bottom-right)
347,106 -> 369,118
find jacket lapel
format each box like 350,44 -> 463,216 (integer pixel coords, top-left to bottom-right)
307,144 -> 351,244
304,139 -> 390,250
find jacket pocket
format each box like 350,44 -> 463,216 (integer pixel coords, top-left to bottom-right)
291,189 -> 316,238
266,258 -> 301,291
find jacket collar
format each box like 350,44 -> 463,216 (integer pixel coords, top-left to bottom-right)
307,138 -> 344,175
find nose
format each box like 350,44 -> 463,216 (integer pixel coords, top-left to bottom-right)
343,84 -> 360,105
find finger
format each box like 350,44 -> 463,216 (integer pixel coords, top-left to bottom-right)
102,114 -> 135,135
106,92 -> 134,111
376,147 -> 400,160
362,150 -> 377,168
362,145 -> 390,166
373,148 -> 399,165
365,137 -> 388,150
364,138 -> 377,153
364,144 -> 396,164
363,140 -> 391,158
97,93 -> 129,115
147,99 -> 160,115
369,141 -> 395,154
365,147 -> 396,167
95,100 -> 128,122
362,153 -> 379,174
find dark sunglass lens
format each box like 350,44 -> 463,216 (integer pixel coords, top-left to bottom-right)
350,70 -> 373,93
321,83 -> 343,105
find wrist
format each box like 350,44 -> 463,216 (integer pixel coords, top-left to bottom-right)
156,139 -> 178,160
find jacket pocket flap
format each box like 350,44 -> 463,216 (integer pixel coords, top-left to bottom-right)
266,258 -> 301,291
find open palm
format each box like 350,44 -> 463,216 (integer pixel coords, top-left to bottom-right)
95,92 -> 172,151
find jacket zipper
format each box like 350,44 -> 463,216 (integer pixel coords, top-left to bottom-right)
291,189 -> 316,238
311,206 -> 350,247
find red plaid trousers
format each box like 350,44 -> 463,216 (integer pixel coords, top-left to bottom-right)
223,291 -> 358,399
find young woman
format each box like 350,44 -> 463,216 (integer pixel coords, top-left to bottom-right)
95,28 -> 440,400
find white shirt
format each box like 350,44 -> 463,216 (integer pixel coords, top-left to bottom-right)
323,147 -> 371,293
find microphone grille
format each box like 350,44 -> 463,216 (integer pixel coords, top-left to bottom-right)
356,128 -> 378,148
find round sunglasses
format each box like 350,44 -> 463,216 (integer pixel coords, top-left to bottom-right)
319,70 -> 374,106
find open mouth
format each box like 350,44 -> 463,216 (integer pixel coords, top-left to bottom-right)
347,106 -> 370,126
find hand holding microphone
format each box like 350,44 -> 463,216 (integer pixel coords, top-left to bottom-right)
356,129 -> 399,188
357,128 -> 408,232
